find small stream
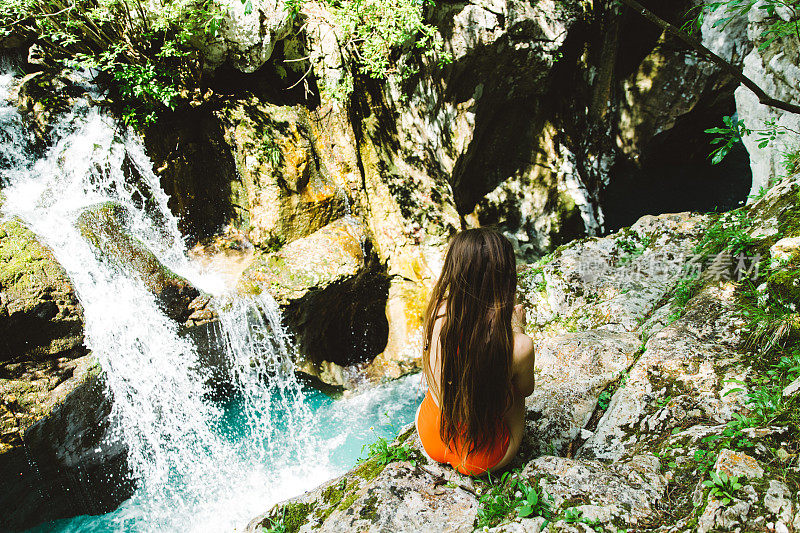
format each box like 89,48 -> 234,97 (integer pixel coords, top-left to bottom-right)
0,68 -> 421,532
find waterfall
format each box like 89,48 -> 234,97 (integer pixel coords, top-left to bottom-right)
0,68 -> 332,531
0,67 -> 421,532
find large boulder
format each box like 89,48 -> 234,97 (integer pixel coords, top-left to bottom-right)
198,0 -> 294,73
524,329 -> 641,457
246,426 -> 668,533
727,5 -> 800,197
0,217 -> 131,531
240,218 -> 390,387
0,218 -> 85,372
239,217 -> 367,303
519,211 -> 710,341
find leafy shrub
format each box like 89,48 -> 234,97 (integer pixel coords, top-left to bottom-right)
314,0 -> 452,99
700,0 -> 800,50
1,0 -> 222,128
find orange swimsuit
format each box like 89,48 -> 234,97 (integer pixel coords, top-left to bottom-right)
416,389 -> 510,476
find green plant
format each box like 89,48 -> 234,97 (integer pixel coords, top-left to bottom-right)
748,184 -> 771,203
284,0 -> 304,20
703,471 -> 742,506
598,389 -> 613,411
705,115 -> 751,165
706,115 -> 800,165
700,0 -> 800,50
1,0 -> 223,128
474,472 -> 553,529
739,281 -> 796,352
313,0 -> 452,99
673,275 -> 702,308
262,517 -> 287,533
561,507 -> 601,527
784,147 -> 800,176
262,133 -> 283,168
360,435 -> 420,466
617,235 -> 652,265
517,480 -> 551,520
694,210 -> 756,258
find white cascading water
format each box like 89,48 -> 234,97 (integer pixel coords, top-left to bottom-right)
0,67 -> 421,532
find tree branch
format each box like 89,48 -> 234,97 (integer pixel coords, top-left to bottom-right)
618,0 -> 800,115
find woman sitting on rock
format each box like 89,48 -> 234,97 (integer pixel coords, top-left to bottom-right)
415,228 -> 535,475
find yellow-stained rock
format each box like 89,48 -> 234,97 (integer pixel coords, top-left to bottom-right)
714,449 -> 764,480
239,217 -> 366,304
218,100 -> 349,249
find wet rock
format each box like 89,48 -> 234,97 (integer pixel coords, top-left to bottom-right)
0,359 -> 132,531
75,202 -> 200,323
13,69 -> 85,144
0,217 -> 131,530
248,427 -> 668,532
247,427 -> 479,533
144,108 -> 240,240
240,218 -> 391,387
0,218 -> 86,372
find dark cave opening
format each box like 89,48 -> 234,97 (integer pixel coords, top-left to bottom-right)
601,113 -> 752,234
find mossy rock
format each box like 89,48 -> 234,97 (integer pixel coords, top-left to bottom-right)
767,267 -> 800,304
238,218 -> 365,304
0,217 -> 85,366
75,202 -> 199,322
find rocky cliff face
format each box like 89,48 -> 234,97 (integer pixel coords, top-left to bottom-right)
251,171 -> 800,532
119,0 -> 757,390
726,6 -> 800,198
3,0 -> 798,529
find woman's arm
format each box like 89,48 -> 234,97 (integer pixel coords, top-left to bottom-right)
511,304 -> 535,397
512,333 -> 535,397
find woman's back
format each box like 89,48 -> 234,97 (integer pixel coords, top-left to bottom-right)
414,228 -> 535,475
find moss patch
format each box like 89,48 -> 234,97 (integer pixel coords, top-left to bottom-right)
0,219 -> 67,296
275,501 -> 315,533
337,490 -> 360,512
353,457 -> 386,482
359,495 -> 379,521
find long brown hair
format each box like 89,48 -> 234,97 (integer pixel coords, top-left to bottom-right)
422,227 -> 516,456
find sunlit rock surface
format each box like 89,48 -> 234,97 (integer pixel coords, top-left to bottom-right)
217,99 -> 349,249
198,0 -> 293,73
730,6 -> 800,197
254,174 -> 800,531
